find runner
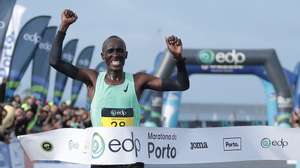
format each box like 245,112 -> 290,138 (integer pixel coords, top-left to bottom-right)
49,9 -> 189,168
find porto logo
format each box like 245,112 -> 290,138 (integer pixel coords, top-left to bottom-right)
198,49 -> 215,64
92,132 -> 105,159
41,141 -> 53,152
148,142 -> 176,159
0,21 -> 5,29
223,137 -> 241,151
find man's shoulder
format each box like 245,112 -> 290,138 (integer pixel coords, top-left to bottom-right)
133,71 -> 156,82
133,71 -> 148,78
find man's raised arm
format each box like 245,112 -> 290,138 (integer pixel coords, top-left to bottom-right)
161,35 -> 189,91
49,9 -> 92,85
136,35 -> 189,93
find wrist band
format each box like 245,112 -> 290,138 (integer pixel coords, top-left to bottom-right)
175,57 -> 186,63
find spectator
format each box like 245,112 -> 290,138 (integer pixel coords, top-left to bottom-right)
0,78 -> 6,103
30,107 -> 49,133
0,104 -> 15,143
11,95 -> 21,108
14,107 -> 26,136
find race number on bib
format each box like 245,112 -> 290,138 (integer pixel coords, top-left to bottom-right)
101,108 -> 134,127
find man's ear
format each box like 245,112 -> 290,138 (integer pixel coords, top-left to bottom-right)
124,51 -> 128,59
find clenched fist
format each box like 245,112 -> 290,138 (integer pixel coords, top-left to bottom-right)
165,35 -> 183,60
60,9 -> 78,32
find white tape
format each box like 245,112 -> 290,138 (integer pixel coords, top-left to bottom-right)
18,126 -> 300,165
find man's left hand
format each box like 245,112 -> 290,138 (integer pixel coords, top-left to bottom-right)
165,35 -> 183,60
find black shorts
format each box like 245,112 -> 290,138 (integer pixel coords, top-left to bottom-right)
91,162 -> 144,168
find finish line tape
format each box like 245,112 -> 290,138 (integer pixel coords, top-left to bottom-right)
18,126 -> 300,165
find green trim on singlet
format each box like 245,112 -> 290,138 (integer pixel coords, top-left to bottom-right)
90,72 -> 141,127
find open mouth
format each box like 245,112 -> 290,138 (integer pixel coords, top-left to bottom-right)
111,60 -> 121,66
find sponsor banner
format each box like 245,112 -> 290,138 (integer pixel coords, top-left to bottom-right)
18,126 -> 300,165
0,0 -> 16,59
31,26 -> 57,102
0,4 -> 26,81
5,16 -> 50,99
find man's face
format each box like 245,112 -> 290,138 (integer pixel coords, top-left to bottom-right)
15,108 -> 24,120
14,95 -> 21,102
101,38 -> 127,71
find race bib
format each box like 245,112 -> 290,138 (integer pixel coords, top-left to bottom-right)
101,108 -> 134,127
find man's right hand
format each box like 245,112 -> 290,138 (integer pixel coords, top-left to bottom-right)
60,9 -> 78,32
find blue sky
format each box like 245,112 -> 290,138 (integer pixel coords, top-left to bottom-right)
15,0 -> 300,106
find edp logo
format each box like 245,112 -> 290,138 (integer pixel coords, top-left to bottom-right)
23,33 -> 41,44
261,137 -> 288,148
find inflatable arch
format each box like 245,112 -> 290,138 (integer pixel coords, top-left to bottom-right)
148,49 -> 294,127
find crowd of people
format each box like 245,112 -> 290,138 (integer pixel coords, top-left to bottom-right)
0,95 -> 91,144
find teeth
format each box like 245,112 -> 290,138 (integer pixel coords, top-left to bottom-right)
112,61 -> 120,66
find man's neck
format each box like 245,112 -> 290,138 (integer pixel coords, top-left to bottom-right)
105,70 -> 124,85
